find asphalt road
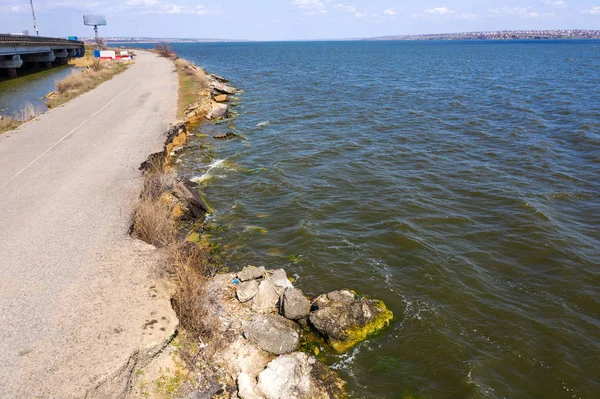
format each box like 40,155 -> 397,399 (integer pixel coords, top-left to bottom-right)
0,51 -> 178,398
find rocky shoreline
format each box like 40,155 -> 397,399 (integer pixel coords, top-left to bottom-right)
131,62 -> 394,398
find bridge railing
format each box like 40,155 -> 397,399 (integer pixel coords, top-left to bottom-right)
0,34 -> 84,47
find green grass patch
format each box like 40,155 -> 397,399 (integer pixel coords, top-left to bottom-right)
177,69 -> 200,119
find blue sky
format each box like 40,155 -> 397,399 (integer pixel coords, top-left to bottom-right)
0,0 -> 598,40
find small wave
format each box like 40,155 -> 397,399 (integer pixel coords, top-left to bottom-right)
191,159 -> 227,183
256,121 -> 270,127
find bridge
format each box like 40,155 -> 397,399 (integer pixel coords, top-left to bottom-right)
0,34 -> 85,78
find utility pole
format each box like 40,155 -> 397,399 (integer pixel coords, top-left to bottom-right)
29,0 -> 39,36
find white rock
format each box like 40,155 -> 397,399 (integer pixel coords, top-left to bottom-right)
237,373 -> 263,399
256,352 -> 345,399
270,269 -> 292,294
251,280 -> 280,313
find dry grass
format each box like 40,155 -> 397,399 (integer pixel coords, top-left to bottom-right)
0,101 -> 44,134
174,58 -> 190,69
169,242 -> 220,341
131,159 -> 224,346
173,58 -> 211,118
132,198 -> 175,247
155,43 -> 177,60
0,118 -> 22,134
47,61 -> 129,108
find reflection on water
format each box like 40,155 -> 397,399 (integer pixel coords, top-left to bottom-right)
0,65 -> 73,116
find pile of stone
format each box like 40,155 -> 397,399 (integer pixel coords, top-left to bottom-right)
235,266 -> 393,353
183,73 -> 239,125
198,266 -> 394,399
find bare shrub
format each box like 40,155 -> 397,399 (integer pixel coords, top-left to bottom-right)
143,170 -> 177,201
193,68 -> 211,90
174,58 -> 190,70
95,37 -> 106,50
90,58 -> 103,72
131,198 -> 174,247
155,43 -> 177,59
56,72 -> 88,94
169,243 -> 220,341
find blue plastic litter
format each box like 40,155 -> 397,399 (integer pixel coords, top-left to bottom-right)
233,278 -> 240,285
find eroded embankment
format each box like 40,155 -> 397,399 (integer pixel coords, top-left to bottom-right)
127,62 -> 393,399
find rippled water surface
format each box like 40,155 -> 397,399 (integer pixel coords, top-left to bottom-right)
167,41 -> 597,398
0,65 -> 73,115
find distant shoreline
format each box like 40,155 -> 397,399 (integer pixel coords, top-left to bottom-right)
83,29 -> 600,44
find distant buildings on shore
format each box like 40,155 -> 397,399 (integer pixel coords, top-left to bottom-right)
369,30 -> 600,41
85,30 -> 600,44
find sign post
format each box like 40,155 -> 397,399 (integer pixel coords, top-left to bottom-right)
83,15 -> 107,48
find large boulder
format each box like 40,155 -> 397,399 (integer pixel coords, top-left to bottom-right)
270,269 -> 292,294
280,287 -> 310,320
238,266 -> 265,281
171,179 -> 211,218
256,352 -> 346,399
237,280 -> 259,303
212,80 -> 238,95
309,290 -> 393,352
206,102 -> 228,120
243,315 -> 300,355
251,280 -> 280,313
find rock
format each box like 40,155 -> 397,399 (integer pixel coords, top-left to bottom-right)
324,290 -> 355,304
237,373 -> 261,399
251,280 -> 280,313
206,102 -> 228,120
171,179 -> 212,218
214,94 -> 228,102
309,290 -> 393,352
243,315 -> 300,355
214,131 -> 237,140
211,73 -> 230,83
212,80 -> 238,95
45,91 -> 57,100
256,352 -> 346,399
237,280 -> 259,303
238,266 -> 265,281
280,287 -> 310,320
270,269 -> 292,293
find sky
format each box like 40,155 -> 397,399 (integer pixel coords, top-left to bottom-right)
0,0 -> 598,40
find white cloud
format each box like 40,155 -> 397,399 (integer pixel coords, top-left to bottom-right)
383,8 -> 397,16
293,0 -> 327,15
334,3 -> 367,18
581,6 -> 600,14
120,1 -> 220,16
489,6 -> 554,18
413,7 -> 478,20
335,4 -> 356,13
425,7 -> 454,15
542,0 -> 567,7
125,0 -> 158,6
0,0 -> 26,13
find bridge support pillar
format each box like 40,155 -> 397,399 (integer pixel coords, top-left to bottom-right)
6,68 -> 17,78
43,61 -> 52,68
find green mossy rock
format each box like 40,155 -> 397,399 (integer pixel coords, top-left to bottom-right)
309,290 -> 394,353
